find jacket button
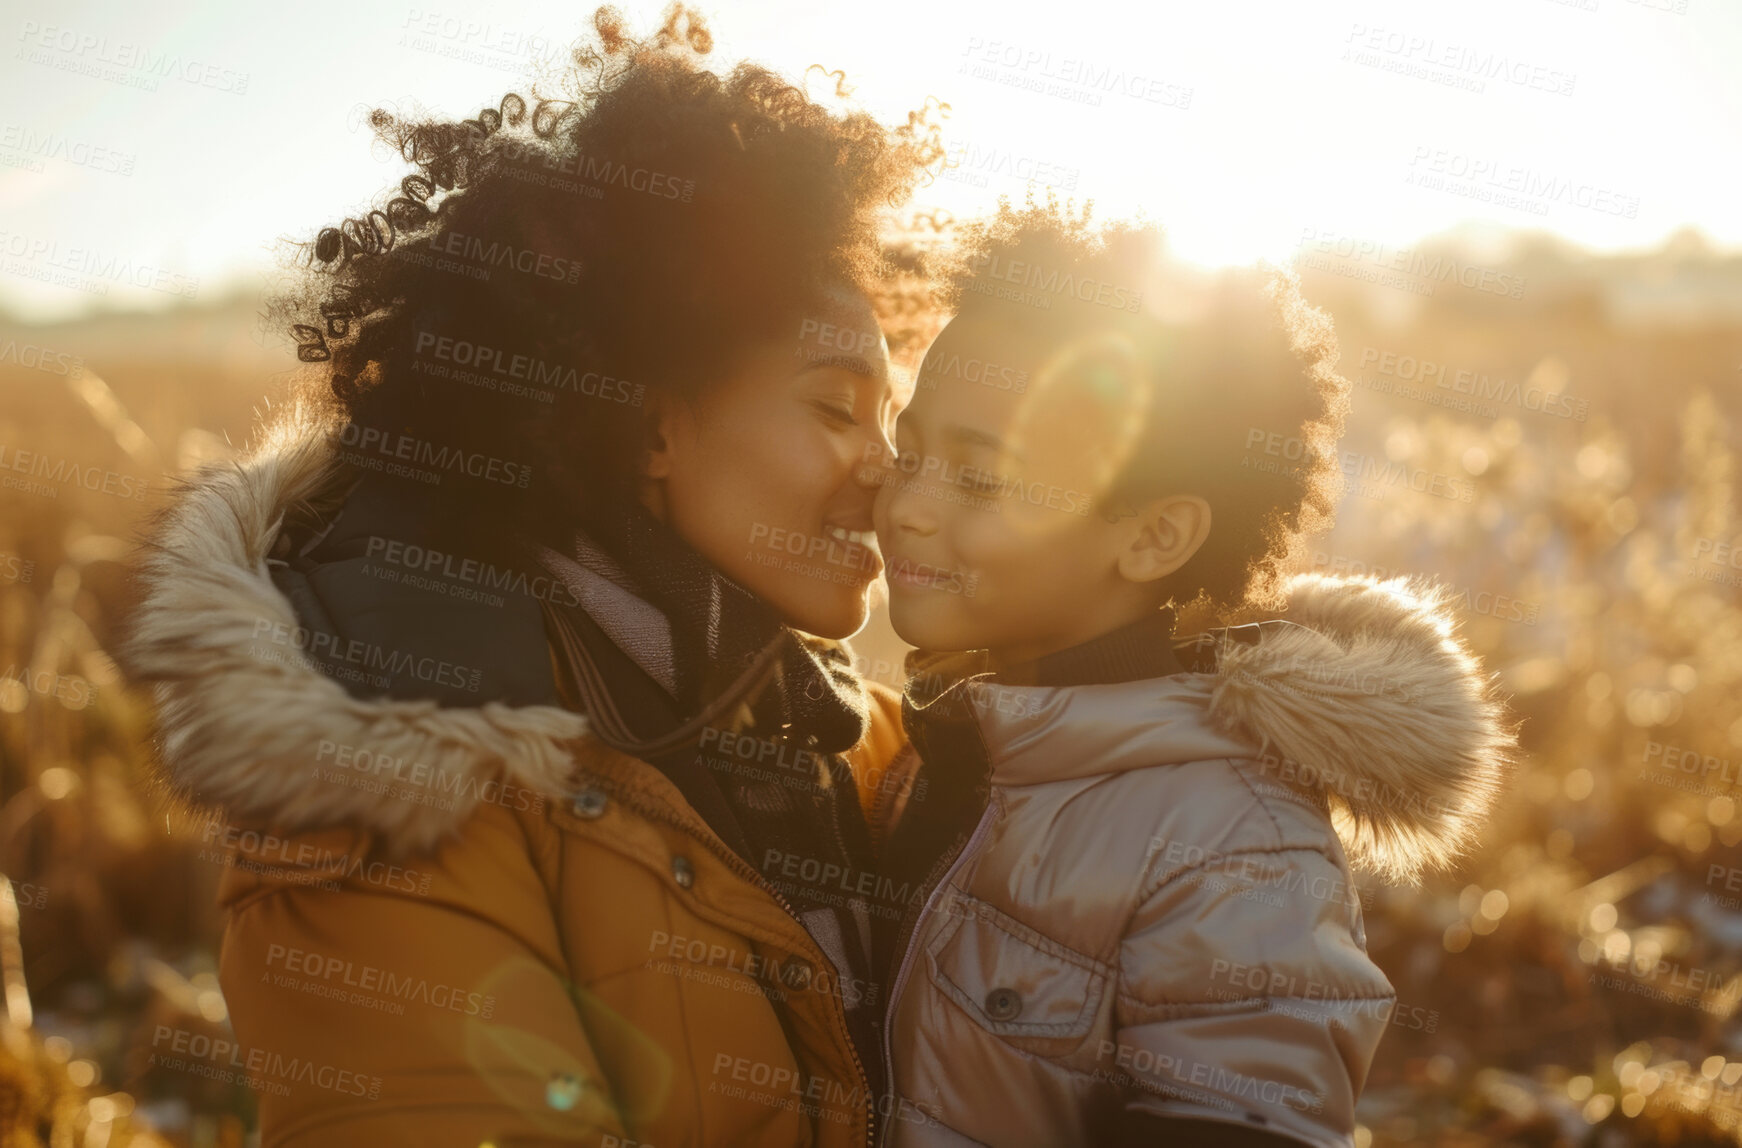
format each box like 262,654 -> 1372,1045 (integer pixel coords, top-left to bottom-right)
672,856 -> 695,889
781,958 -> 815,989
984,987 -> 1022,1021
546,1072 -> 582,1111
570,789 -> 608,819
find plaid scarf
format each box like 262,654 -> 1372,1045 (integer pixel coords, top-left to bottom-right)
527,502 -> 885,1097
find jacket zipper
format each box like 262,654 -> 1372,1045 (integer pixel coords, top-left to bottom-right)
596,778 -> 880,1148
876,793 -> 1000,1146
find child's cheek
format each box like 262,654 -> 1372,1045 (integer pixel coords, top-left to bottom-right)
954,515 -> 1028,595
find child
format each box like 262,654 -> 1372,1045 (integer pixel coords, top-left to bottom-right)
868,203 -> 1513,1147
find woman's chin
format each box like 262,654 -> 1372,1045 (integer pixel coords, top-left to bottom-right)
778,587 -> 872,641
887,598 -> 973,654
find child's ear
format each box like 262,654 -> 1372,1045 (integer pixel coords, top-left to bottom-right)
1116,495 -> 1212,584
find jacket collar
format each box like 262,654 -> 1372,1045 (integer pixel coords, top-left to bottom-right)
951,578 -> 1516,883
988,609 -> 1184,688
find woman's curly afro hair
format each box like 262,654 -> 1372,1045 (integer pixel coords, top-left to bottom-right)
939,197 -> 1352,623
272,4 -> 944,530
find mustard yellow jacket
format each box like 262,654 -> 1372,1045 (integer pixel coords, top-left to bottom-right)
127,422 -> 919,1147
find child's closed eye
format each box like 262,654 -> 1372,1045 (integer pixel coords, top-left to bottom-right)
961,468 -> 1008,496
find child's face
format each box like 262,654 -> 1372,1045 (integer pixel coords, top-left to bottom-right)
871,315 -> 1156,664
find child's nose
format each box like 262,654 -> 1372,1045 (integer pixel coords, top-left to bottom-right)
877,469 -> 938,538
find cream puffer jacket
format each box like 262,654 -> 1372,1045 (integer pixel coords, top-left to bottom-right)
880,577 -> 1515,1148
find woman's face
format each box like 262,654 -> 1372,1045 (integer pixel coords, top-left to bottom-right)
644,285 -> 896,639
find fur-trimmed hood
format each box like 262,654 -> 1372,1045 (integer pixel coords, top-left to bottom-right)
125,416 -> 1514,875
123,414 -> 590,855
1205,575 -> 1517,880
947,576 -> 1517,882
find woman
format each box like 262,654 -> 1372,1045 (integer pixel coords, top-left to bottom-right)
122,9 -> 939,1145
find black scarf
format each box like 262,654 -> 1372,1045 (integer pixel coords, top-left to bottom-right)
527,500 -> 886,1098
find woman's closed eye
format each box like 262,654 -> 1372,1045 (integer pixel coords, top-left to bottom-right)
811,398 -> 861,427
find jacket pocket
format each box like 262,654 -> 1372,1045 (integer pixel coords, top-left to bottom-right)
924,889 -> 1108,1059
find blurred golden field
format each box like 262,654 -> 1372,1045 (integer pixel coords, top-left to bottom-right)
3,226 -> 1742,1146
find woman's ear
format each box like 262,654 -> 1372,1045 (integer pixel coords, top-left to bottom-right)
639,393 -> 678,481
637,393 -> 691,521
1116,494 -> 1212,584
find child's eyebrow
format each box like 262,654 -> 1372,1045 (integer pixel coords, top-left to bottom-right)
944,424 -> 1023,462
793,355 -> 889,383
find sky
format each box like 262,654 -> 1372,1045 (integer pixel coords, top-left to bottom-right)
0,0 -> 1738,322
